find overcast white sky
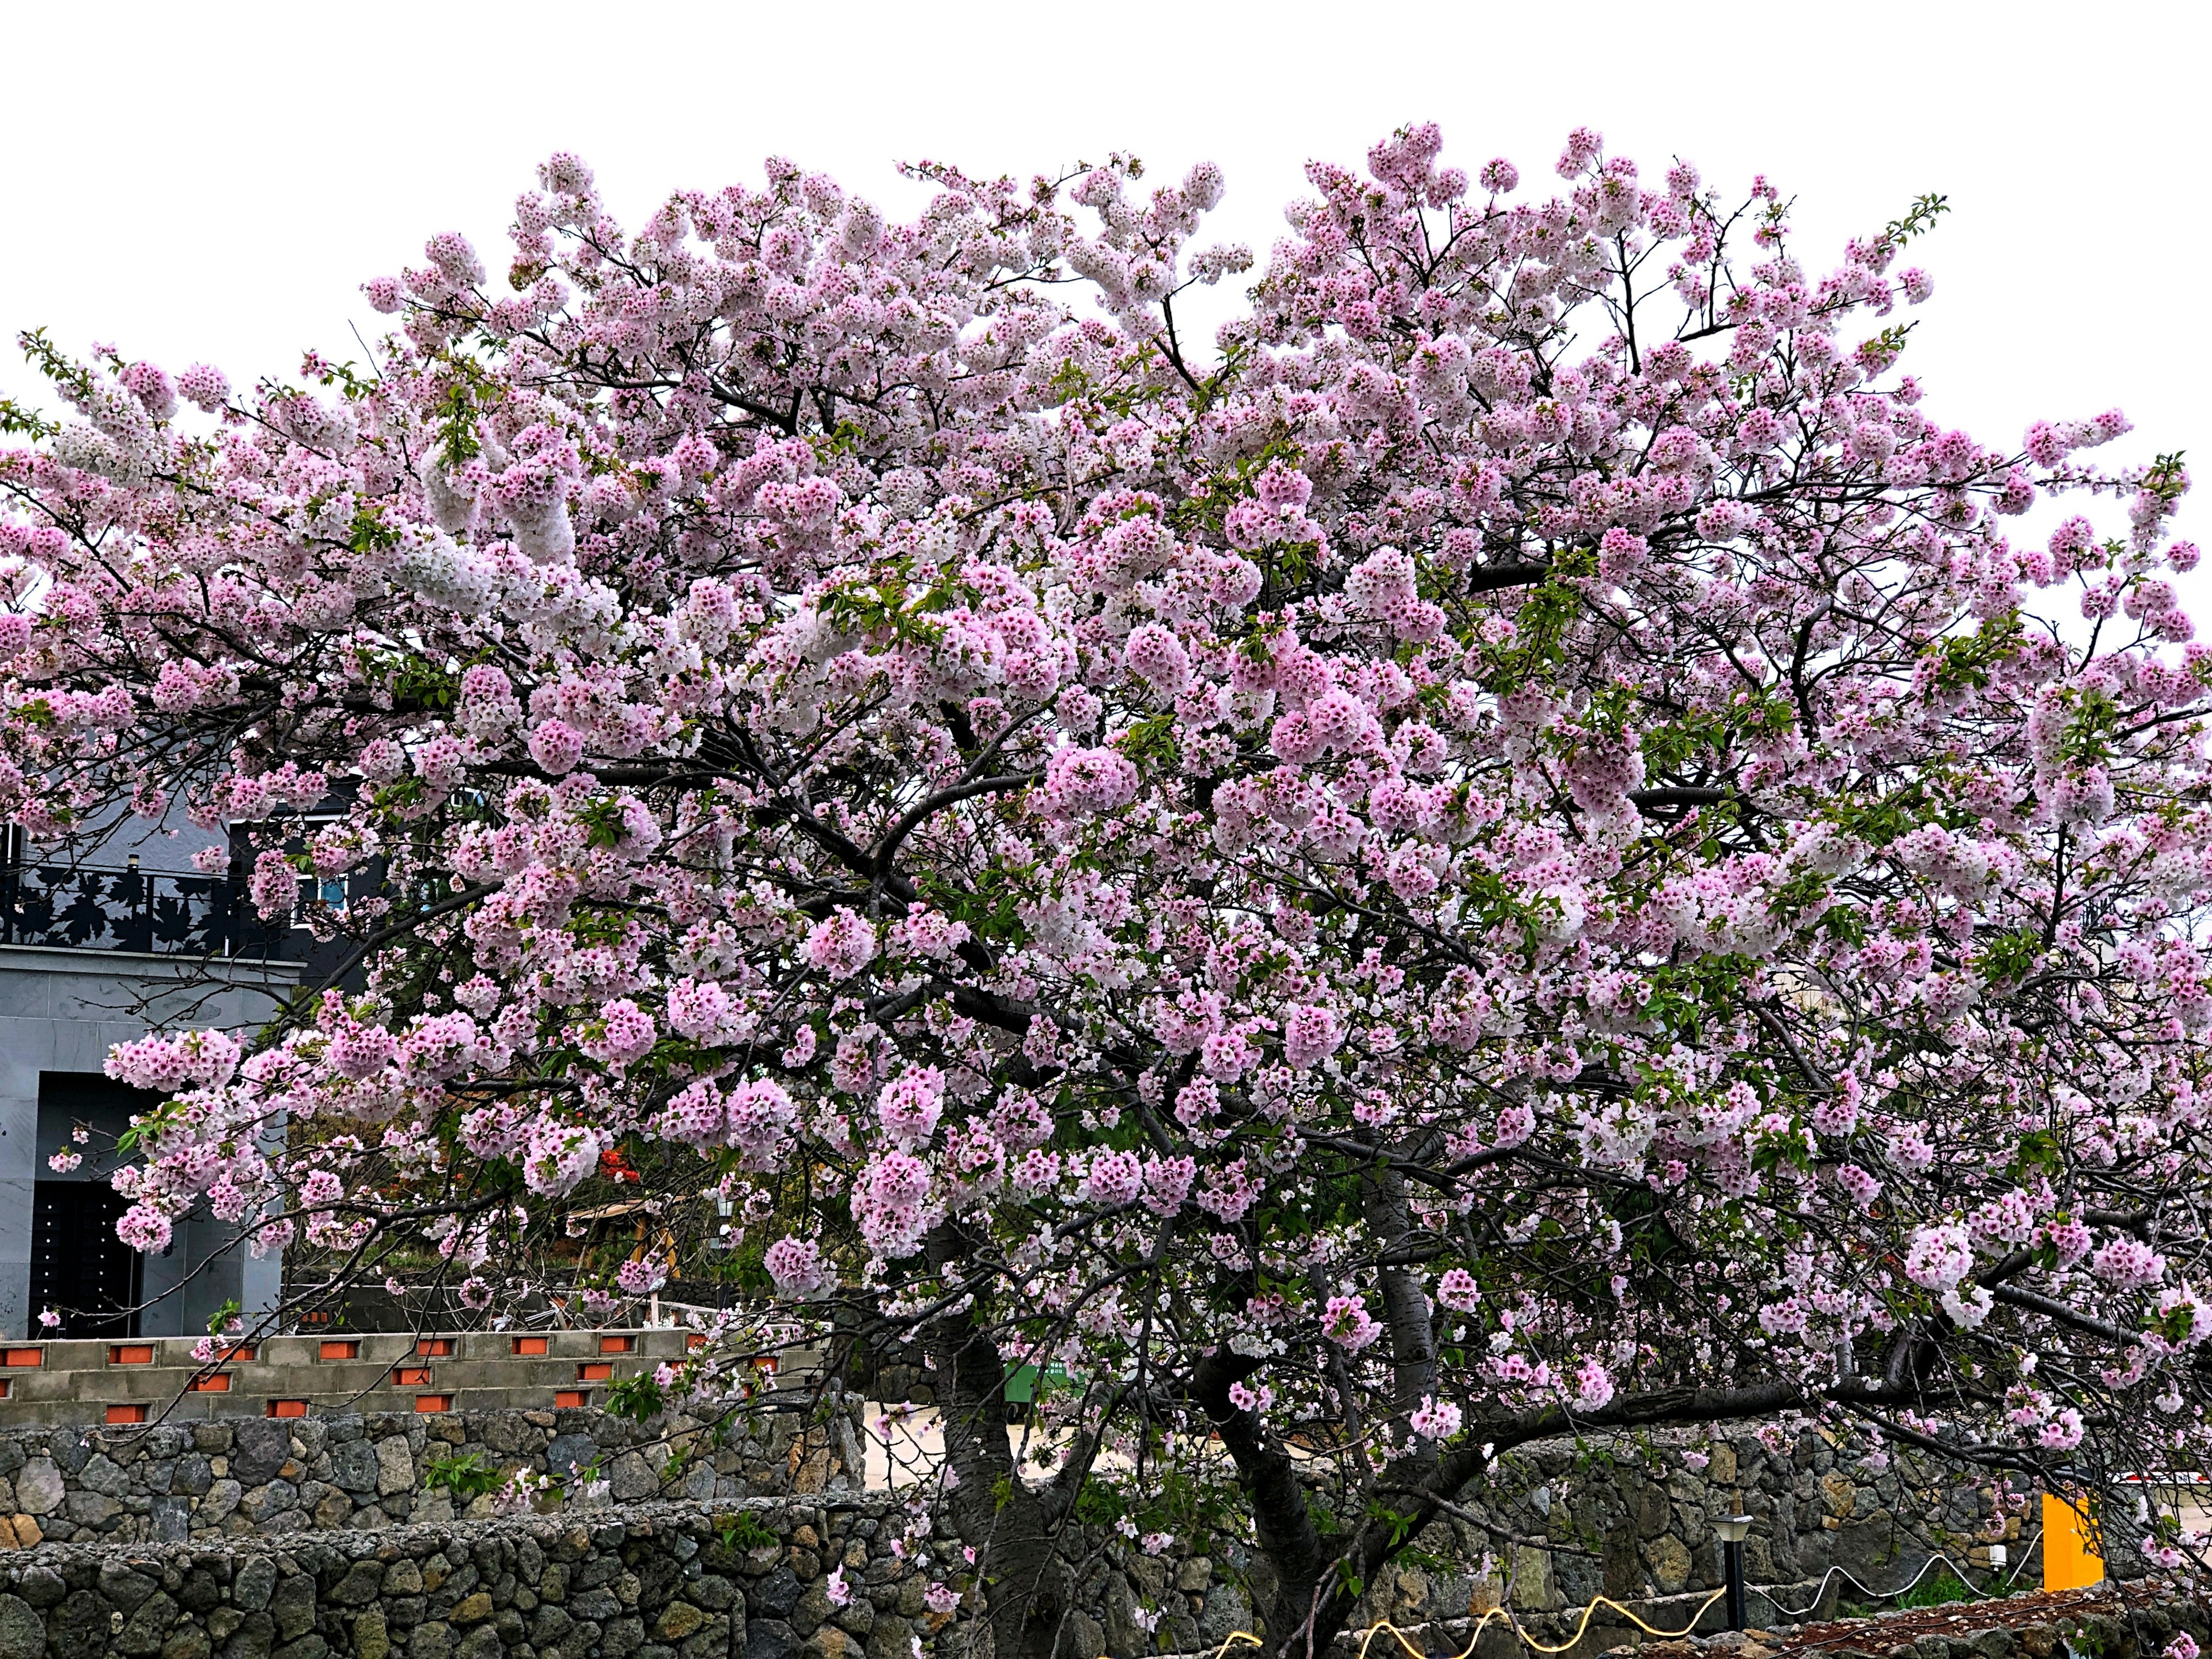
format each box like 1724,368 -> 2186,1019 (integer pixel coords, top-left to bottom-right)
3,0 -> 2203,593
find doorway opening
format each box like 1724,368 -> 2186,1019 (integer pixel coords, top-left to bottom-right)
29,1181 -> 141,1338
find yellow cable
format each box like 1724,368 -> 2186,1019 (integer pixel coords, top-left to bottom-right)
1207,1585 -> 1732,1659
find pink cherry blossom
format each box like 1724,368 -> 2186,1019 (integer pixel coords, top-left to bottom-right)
0,122 -> 2201,1654
615,1257 -> 666,1295
766,1236 -> 834,1300
1436,1269 -> 1482,1312
581,999 -> 656,1069
804,908 -> 877,980
876,1065 -> 945,1149
1321,1295 -> 1380,1350
1281,1005 -> 1343,1069
1410,1396 -> 1463,1440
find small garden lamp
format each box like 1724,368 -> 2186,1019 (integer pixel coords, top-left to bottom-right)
1713,1514 -> 1755,1630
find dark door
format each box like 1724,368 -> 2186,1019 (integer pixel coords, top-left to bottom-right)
29,1181 -> 140,1337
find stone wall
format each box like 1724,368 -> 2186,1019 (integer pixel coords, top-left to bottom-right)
1315,1422 -> 2027,1648
0,1491 -> 2178,1659
0,1403 -> 866,1551
1006,1421 -> 2027,1658
0,1403 -> 2082,1659
0,1435 -> 2151,1659
1627,1582 -> 2209,1659
0,1495 -> 984,1659
0,1500 -> 825,1659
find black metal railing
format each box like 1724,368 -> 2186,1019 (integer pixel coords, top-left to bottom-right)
0,861 -> 306,960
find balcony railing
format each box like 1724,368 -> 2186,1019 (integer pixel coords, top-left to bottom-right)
0,862 -> 306,960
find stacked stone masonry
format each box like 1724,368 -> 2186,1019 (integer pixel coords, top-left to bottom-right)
0,1404 -> 866,1551
0,1495 -> 2175,1659
0,1403 -> 2122,1659
1351,1423 -> 2039,1638
0,1502 -> 851,1659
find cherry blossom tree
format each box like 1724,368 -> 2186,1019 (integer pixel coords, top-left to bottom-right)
2,120 -> 2207,1658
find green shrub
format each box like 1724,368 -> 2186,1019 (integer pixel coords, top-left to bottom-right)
1896,1570 -> 1974,1609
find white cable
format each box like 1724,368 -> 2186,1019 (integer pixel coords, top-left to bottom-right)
1750,1532 -> 2045,1621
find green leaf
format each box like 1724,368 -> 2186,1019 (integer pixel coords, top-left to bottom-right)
424,1451 -> 505,1500
1976,929 -> 2041,992
0,398 -> 56,440
1880,192 -> 1950,247
604,1370 -> 665,1423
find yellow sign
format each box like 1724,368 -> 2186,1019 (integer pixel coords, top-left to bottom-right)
2043,1491 -> 2104,1591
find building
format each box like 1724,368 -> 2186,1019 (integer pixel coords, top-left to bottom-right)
0,812 -> 306,1339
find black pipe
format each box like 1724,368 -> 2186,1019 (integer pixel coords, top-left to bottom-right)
1724,1537 -> 1747,1631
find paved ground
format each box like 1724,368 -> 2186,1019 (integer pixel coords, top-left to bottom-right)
1644,1580 -> 2196,1658
861,1402 -> 1163,1490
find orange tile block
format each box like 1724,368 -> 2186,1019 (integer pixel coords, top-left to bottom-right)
2044,1492 -> 2105,1590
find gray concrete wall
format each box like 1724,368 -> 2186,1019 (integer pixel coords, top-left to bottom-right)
0,1330 -> 702,1427
0,948 -> 298,1339
70,815 -> 227,876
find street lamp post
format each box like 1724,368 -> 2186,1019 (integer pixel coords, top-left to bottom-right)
711,1193 -> 734,1316
1713,1514 -> 1755,1631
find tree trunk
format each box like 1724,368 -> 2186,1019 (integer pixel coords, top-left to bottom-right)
931,1291 -> 1073,1659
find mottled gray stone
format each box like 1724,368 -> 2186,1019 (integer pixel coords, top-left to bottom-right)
331,1560 -> 384,1606
0,1593 -> 42,1659
115,1589 -> 179,1657
62,1490 -> 119,1527
546,1435 -> 599,1480
225,1610 -> 277,1659
232,1556 -> 276,1612
99,1560 -> 159,1611
152,1496 -> 191,1543
230,1420 -> 292,1488
46,1589 -> 115,1659
329,1440 -> 378,1495
12,1460 -> 60,1517
77,1454 -> 132,1498
750,1567 -> 801,1620
376,1439 -> 415,1498
199,1479 -> 242,1525
270,1574 -> 316,1641
245,1480 -> 298,1523
610,1453 -> 658,1503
